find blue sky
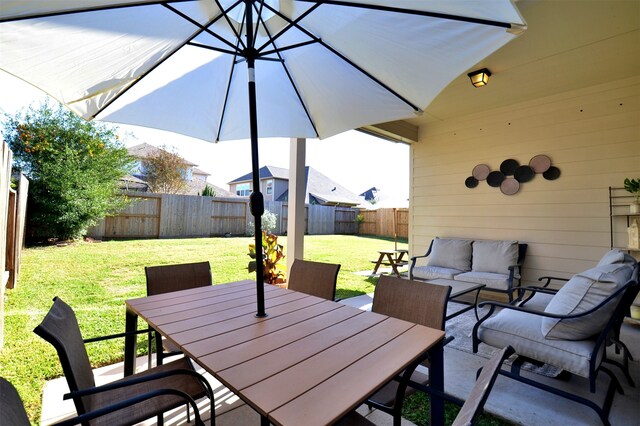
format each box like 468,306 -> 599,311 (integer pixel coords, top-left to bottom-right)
0,71 -> 409,204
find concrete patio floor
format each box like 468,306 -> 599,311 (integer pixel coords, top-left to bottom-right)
41,293 -> 640,425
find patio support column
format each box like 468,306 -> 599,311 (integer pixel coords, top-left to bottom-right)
287,138 -> 306,276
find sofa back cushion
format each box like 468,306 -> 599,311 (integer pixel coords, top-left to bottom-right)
427,238 -> 472,271
597,249 -> 637,267
541,264 -> 634,340
471,240 -> 518,274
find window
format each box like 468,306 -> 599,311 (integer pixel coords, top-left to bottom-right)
236,183 -> 250,197
266,179 -> 273,195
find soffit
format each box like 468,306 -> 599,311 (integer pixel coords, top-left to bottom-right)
406,0 -> 640,127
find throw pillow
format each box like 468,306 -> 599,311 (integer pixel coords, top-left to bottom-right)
541,264 -> 634,340
427,238 -> 473,271
471,240 -> 518,274
597,249 -> 638,267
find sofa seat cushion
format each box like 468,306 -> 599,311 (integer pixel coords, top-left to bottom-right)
477,308 -> 602,378
472,240 -> 518,274
455,271 -> 510,290
427,238 -> 473,271
413,265 -> 463,280
542,264 -> 634,340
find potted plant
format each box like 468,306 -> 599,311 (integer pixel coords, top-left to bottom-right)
248,230 -> 286,286
624,178 -> 640,214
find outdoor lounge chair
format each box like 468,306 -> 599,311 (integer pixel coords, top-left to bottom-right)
145,261 -> 212,366
365,275 -> 451,424
34,297 -> 214,426
287,259 -> 341,301
472,259 -> 639,426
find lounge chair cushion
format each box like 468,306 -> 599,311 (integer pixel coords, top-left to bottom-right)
412,265 -> 464,280
454,271 -> 510,290
541,264 -> 634,340
471,240 -> 518,274
477,308 -> 602,378
520,292 -> 554,311
427,238 -> 473,271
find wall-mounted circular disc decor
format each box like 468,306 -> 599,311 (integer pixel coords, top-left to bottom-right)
543,166 -> 561,180
465,176 -> 479,188
500,177 -> 520,195
486,171 -> 505,187
514,165 -> 535,182
500,159 -> 519,176
472,164 -> 491,180
466,155 -> 559,195
529,155 -> 551,173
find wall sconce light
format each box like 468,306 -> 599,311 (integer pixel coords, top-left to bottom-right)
467,68 -> 491,88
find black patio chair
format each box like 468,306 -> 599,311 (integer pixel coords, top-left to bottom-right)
287,259 -> 341,301
145,261 -> 212,366
473,264 -> 639,425
365,275 -> 451,425
0,376 -> 206,426
34,297 -> 214,426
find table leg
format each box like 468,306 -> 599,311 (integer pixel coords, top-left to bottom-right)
372,253 -> 385,274
124,308 -> 138,377
430,340 -> 445,426
387,253 -> 401,278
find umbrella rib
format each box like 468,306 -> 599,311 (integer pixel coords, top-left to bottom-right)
215,9 -> 247,142
255,2 -> 322,54
212,0 -> 247,50
254,4 -> 320,137
260,39 -> 318,56
90,13 -> 224,119
295,0 -> 514,29
187,41 -> 241,56
163,2 -> 243,53
0,0 -> 195,23
260,2 -> 421,112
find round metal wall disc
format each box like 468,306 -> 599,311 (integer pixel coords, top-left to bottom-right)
543,166 -> 561,180
472,164 -> 491,180
500,159 -> 519,176
500,177 -> 520,195
486,171 -> 505,187
529,154 -> 551,173
514,165 -> 534,182
465,176 -> 479,188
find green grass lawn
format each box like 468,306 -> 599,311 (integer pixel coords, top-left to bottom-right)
0,235 -> 510,425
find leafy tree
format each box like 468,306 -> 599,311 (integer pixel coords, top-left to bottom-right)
141,145 -> 189,194
201,184 -> 216,197
3,101 -> 134,240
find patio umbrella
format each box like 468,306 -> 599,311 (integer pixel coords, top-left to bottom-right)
0,0 -> 526,316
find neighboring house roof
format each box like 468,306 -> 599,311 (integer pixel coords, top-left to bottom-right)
231,165 -> 367,207
127,142 -> 198,167
228,165 -> 289,184
191,167 -> 211,176
119,174 -> 149,192
359,187 -> 379,201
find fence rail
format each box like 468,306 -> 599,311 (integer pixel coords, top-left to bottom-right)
88,192 -> 359,239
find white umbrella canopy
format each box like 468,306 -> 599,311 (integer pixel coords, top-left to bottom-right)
0,0 -> 526,315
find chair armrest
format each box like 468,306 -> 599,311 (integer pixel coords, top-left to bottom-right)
54,388 -> 204,426
410,254 -> 429,261
64,369 -> 213,400
537,275 -> 570,288
83,328 -> 151,344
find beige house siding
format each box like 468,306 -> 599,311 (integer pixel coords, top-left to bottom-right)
410,76 -> 640,285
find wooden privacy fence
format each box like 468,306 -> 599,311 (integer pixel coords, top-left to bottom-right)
88,192 -> 359,239
358,208 -> 409,239
1,141 -> 29,348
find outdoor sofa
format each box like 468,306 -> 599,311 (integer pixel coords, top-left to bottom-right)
410,237 -> 527,301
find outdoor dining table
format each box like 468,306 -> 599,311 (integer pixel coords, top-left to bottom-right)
124,280 -> 445,426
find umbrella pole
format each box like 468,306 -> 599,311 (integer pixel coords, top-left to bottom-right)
246,1 -> 267,317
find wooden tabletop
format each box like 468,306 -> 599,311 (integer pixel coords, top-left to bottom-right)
126,280 -> 444,426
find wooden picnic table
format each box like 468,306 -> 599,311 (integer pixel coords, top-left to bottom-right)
372,249 -> 409,278
124,280 -> 445,426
